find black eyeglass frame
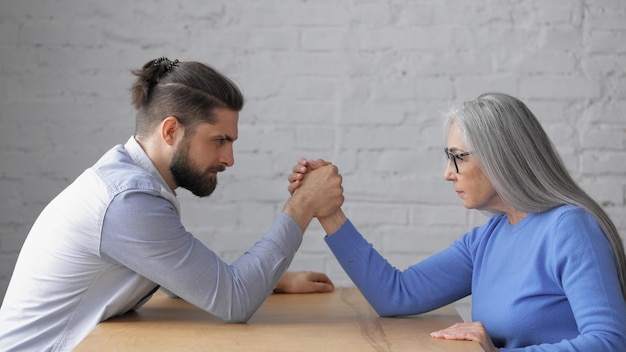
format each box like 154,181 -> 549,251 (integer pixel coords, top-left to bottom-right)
444,148 -> 471,173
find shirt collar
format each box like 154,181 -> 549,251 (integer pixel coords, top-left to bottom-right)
124,136 -> 176,196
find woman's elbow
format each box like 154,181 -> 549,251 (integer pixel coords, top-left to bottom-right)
372,304 -> 403,317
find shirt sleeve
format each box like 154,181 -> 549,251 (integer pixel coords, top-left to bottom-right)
325,219 -> 473,316
100,190 -> 303,322
501,209 -> 626,352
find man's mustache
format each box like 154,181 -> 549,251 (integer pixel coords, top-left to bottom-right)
207,165 -> 226,173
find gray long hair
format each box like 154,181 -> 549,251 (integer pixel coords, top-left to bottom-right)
445,92 -> 626,301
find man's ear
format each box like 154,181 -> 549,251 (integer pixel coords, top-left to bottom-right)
161,116 -> 182,146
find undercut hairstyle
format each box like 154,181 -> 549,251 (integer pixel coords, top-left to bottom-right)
130,57 -> 244,138
444,92 -> 626,302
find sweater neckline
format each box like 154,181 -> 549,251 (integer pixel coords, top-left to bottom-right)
504,212 -> 536,234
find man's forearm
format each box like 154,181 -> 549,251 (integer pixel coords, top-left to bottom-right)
282,196 -> 314,232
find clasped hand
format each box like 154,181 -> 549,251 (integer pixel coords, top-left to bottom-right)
287,158 -> 327,194
282,157 -> 343,233
287,157 -> 343,218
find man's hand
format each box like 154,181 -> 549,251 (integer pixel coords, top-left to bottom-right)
273,271 -> 334,294
282,158 -> 343,231
286,157 -> 348,235
287,158 -> 329,195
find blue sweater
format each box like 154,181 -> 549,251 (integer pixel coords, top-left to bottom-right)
325,205 -> 626,351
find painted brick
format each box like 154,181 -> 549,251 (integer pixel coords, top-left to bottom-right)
581,151 -> 626,175
580,178 -> 625,207
580,124 -> 626,149
520,76 -> 601,98
0,0 -> 624,306
454,75 -> 519,100
585,31 -> 626,54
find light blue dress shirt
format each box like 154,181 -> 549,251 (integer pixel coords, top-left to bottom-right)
0,136 -> 303,351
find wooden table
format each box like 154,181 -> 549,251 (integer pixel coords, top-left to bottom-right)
75,287 -> 482,351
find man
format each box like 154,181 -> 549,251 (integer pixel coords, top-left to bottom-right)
0,57 -> 343,351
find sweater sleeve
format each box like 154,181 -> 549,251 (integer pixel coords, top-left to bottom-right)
325,219 -> 473,316
100,190 -> 303,322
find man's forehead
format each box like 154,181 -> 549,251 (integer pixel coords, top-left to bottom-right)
212,109 -> 239,125
196,118 -> 238,140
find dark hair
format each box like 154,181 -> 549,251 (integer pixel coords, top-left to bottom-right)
130,57 -> 244,137
445,92 -> 626,302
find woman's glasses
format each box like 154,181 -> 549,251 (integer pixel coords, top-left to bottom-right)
444,148 -> 471,173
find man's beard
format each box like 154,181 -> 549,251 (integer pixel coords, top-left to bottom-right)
169,138 -> 225,197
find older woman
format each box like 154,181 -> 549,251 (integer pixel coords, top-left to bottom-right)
289,92 -> 626,351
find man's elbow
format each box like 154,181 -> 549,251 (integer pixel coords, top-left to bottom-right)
223,314 -> 252,324
215,307 -> 255,323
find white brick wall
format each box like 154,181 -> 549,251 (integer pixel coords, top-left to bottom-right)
1,1 -> 625,322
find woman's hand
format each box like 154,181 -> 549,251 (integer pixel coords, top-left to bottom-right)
273,271 -> 334,294
431,322 -> 498,352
